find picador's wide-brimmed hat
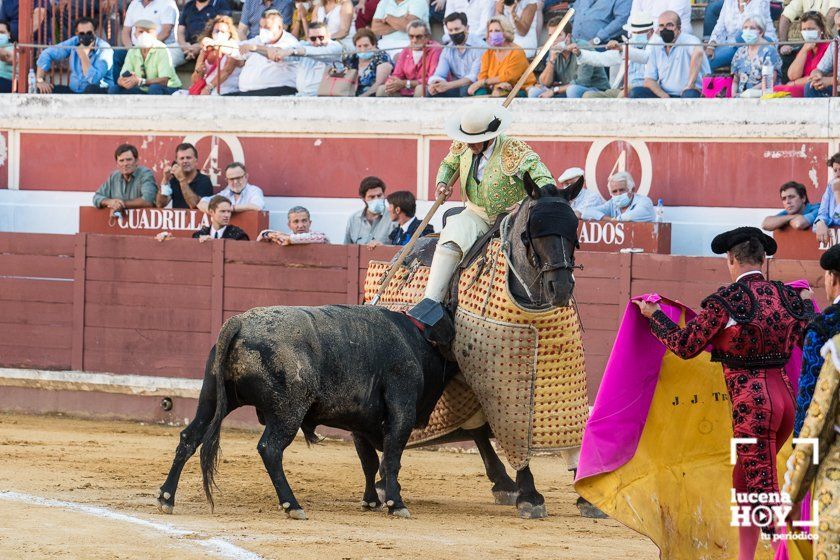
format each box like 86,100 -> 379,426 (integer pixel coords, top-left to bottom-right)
820,243 -> 840,271
711,226 -> 777,256
444,104 -> 512,144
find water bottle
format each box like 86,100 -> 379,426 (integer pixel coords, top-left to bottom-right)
27,69 -> 36,93
761,59 -> 773,94
655,198 -> 664,223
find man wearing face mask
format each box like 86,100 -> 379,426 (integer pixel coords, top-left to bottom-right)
110,19 -> 182,94
35,17 -> 114,94
427,12 -> 484,97
344,176 -> 396,246
0,20 -> 15,93
408,104 -> 557,325
234,9 -> 300,96
581,171 -> 655,222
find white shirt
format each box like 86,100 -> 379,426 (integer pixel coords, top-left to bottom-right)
503,0 -> 538,57
711,0 -> 777,43
736,270 -> 763,282
124,0 -> 180,46
202,183 -> 266,209
238,33 -> 300,92
833,294 -> 840,305
444,0 -> 496,42
630,0 -> 691,37
570,187 -> 606,214
473,139 -> 496,182
373,0 -> 430,53
294,39 -> 344,96
210,226 -> 227,238
317,2 -> 356,50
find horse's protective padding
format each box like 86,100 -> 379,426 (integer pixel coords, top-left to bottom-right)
364,240 -> 588,467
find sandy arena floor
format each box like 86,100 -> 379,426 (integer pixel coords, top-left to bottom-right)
0,412 -> 659,559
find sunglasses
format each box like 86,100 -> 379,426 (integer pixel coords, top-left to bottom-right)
309,34 -> 326,40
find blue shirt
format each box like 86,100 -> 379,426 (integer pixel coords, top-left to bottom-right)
571,0 -> 631,43
581,193 -> 656,222
816,185 -> 840,226
240,0 -> 293,39
36,36 -> 114,92
179,0 -> 232,43
1,0 -> 53,42
774,202 -> 820,226
645,32 -> 710,96
431,35 -> 484,83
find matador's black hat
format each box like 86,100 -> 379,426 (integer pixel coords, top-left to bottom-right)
820,244 -> 840,272
711,226 -> 777,256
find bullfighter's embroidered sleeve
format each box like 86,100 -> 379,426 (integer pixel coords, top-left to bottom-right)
435,141 -> 467,185
794,326 -> 827,437
647,299 -> 729,359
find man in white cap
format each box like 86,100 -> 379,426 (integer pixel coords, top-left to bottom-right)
559,167 -> 605,217
408,103 -> 556,325
571,12 -> 655,99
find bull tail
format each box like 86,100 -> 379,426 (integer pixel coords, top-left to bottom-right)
200,315 -> 241,512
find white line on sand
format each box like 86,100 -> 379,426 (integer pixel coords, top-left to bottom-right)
0,491 -> 263,560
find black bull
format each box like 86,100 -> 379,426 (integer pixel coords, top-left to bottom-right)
157,304 -> 457,519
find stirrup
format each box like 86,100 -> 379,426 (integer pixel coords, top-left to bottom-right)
407,298 -> 445,327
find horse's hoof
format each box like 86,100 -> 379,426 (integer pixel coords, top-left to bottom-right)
360,500 -> 382,511
388,507 -> 411,518
157,490 -> 174,514
493,490 -> 519,506
517,502 -> 547,519
286,508 -> 307,520
575,497 -> 608,519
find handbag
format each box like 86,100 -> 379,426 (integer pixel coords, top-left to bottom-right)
189,55 -> 221,95
702,76 -> 733,98
317,64 -> 358,97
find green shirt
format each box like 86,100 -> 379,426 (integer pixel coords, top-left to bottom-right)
121,42 -> 182,90
92,166 -> 157,208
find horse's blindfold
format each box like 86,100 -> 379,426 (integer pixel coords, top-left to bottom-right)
522,201 -> 580,249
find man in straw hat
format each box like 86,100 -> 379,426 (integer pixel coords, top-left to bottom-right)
634,226 -> 815,558
408,103 -> 557,325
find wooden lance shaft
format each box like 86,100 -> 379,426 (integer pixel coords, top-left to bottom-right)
370,8 -> 575,305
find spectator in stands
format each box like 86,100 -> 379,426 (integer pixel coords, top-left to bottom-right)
629,0 -> 691,36
469,16 -> 534,96
730,17 -> 781,97
198,162 -> 265,212
775,11 -> 829,97
290,0 -> 320,39
34,17 -> 114,94
577,12 -> 655,98
564,38 -> 617,98
761,181 -> 820,231
571,0 -> 631,47
156,142 -> 213,209
258,206 -> 330,245
121,0 -> 183,72
441,0 -> 495,43
177,0 -> 232,62
376,20 -> 442,96
0,0 -> 51,44
93,143 -> 157,212
110,20 -> 182,95
386,190 -> 434,245
157,196 -> 250,242
189,15 -> 242,95
495,0 -> 539,56
0,21 -> 15,93
582,171 -> 655,222
815,153 -> 840,244
780,0 -> 835,59
235,9 -> 300,96
629,10 -> 709,98
317,0 -> 357,49
558,167 -> 606,218
239,0 -> 295,39
345,176 -> 396,246
527,16 -> 578,97
343,28 -> 394,96
805,25 -> 840,96
290,21 -> 343,95
427,12 -> 483,97
355,0 -> 380,30
371,0 -> 430,53
706,0 -> 776,71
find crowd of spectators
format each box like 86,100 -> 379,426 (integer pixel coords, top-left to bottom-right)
5,0 -> 840,97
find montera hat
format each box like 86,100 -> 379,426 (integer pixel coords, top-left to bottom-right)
820,243 -> 840,272
711,226 -> 777,256
444,103 -> 512,144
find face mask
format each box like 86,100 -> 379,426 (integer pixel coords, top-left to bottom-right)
0,34 -> 9,47
358,50 -> 374,60
136,32 -> 156,49
629,33 -> 647,46
212,31 -> 231,41
449,31 -> 466,45
488,31 -> 505,47
801,29 -> 820,42
259,28 -> 275,43
659,29 -> 675,44
741,29 -> 759,44
78,31 -> 95,46
367,198 -> 386,215
612,192 -> 632,209
554,40 -> 567,51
